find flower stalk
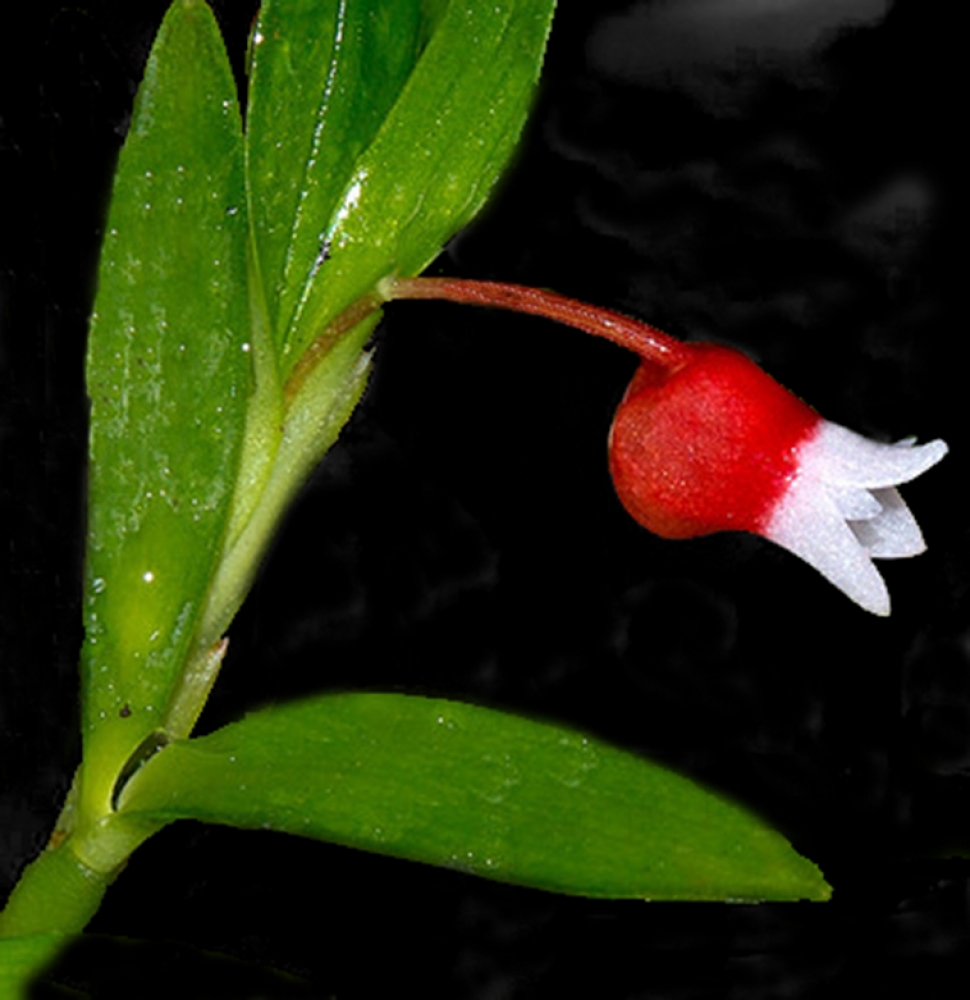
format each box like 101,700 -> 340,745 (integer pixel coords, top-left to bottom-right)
382,276 -> 693,368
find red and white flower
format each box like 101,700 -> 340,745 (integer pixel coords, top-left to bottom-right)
608,343 -> 948,615
385,277 -> 947,614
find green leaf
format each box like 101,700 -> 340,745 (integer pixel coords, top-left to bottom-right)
245,0 -> 556,372
246,0 -> 428,352
118,693 -> 830,901
81,0 -> 251,811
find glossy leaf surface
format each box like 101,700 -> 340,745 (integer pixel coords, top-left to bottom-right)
246,0 -> 426,352
82,0 -> 251,800
245,0 -> 556,372
120,693 -> 830,901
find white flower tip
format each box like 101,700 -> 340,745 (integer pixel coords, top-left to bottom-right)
851,488 -> 926,560
897,436 -> 949,481
766,481 -> 893,615
765,423 -> 948,616
918,439 -> 949,460
814,423 -> 948,488
863,581 -> 891,617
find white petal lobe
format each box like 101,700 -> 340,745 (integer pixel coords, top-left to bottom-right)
805,422 -> 948,488
761,420 -> 947,614
767,473 -> 891,616
830,485 -> 882,520
853,488 -> 926,558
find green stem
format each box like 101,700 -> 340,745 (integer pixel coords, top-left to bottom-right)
0,296 -> 379,952
0,801 -> 163,938
187,313 -> 377,665
0,840 -> 113,939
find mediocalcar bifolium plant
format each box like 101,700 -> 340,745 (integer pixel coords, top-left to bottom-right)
1,0 -> 954,994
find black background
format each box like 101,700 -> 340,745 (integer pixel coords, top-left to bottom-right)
2,1 -> 967,996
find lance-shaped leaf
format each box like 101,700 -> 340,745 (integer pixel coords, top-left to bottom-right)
118,693 -> 830,901
82,0 -> 251,810
246,0 -> 429,350
245,0 -> 556,372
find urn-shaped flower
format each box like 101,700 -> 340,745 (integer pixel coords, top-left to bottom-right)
608,343 -> 948,615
